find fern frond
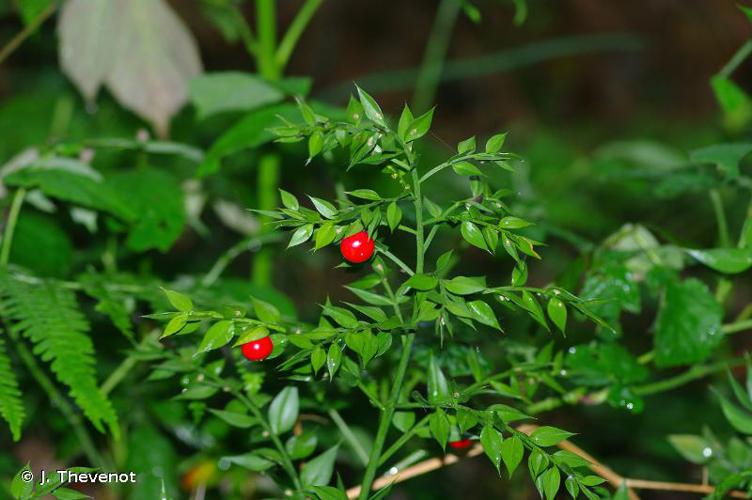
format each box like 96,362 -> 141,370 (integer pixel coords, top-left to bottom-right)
0,335 -> 24,441
0,273 -> 119,438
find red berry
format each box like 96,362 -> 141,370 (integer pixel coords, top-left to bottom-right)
340,231 -> 375,264
240,336 -> 273,361
448,438 -> 473,450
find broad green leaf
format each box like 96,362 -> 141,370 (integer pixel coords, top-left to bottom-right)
348,189 -> 381,201
686,248 -> 752,274
717,392 -> 752,434
233,326 -> 269,346
309,196 -> 338,219
323,305 -> 359,329
161,314 -> 187,338
301,445 -> 339,486
457,408 -> 479,432
444,276 -> 486,295
539,467 -> 561,500
345,331 -> 378,366
311,346 -> 326,374
345,286 -> 393,307
461,221 -> 489,252
405,108 -> 434,142
500,435 -> 524,476
311,486 -> 347,500
457,136 -> 476,154
404,273 -> 438,291
546,298 -> 567,333
197,320 -> 234,354
452,160 -> 483,176
530,426 -> 575,447
10,212 -> 72,277
162,288 -> 193,312
428,354 -> 450,403
667,434 -> 712,464
268,386 -> 299,435
393,411 -> 416,432
286,432 -> 318,460
189,72 -> 283,119
315,223 -> 337,249
208,408 -> 256,428
280,189 -> 300,210
253,298 -> 281,324
480,425 -> 503,472
289,224 -> 314,248
386,202 -> 402,231
711,75 -> 752,131
397,105 -> 414,140
429,409 -> 450,449
467,300 -> 500,330
11,464 -> 33,499
222,453 -> 275,471
654,279 -> 722,367
499,216 -> 532,229
355,85 -> 386,127
485,133 -> 506,153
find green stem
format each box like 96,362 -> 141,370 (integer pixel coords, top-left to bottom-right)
718,39 -> 752,79
1,188 -> 26,267
232,6 -> 258,57
412,0 -> 462,112
412,170 -> 425,274
710,189 -> 730,247
252,154 -> 281,286
276,0 -> 324,71
358,333 -> 415,500
633,359 -> 744,396
255,0 -> 280,80
204,232 -> 284,287
0,3 -> 56,65
328,408 -> 369,466
100,331 -> 160,396
378,414 -> 429,466
376,244 -> 415,276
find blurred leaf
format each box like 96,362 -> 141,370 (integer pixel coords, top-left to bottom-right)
253,297 -> 281,323
268,386 -> 299,435
222,453 -> 275,471
60,0 -> 203,136
189,72 -> 284,119
461,221 -> 489,252
393,411 -> 415,432
539,467 -> 560,500
126,425 -> 178,500
690,143 -> 752,179
208,408 -> 256,428
546,298 -> 567,333
711,75 -> 752,131
197,321 -> 234,354
355,85 -> 386,127
10,212 -> 72,277
654,279 -> 723,367
667,434 -> 711,464
301,445 -> 339,487
199,103 -> 298,176
429,409 -> 449,449
717,392 -> 752,434
107,169 -> 185,252
404,273 -> 438,291
686,248 -> 752,274
467,300 -> 500,329
15,0 -> 53,26
286,432 -> 318,460
444,275 -> 486,295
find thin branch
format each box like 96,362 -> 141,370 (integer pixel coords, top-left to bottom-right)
346,423 -> 750,499
0,3 -> 57,66
275,0 -> 324,71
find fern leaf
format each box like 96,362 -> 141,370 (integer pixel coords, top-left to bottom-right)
0,273 -> 119,438
0,336 -> 25,441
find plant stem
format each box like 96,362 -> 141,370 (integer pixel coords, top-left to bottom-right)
276,0 -> 324,71
709,189 -> 730,247
412,0 -> 462,112
252,154 -> 281,286
328,408 -> 369,466
412,170 -> 425,274
0,188 -> 26,267
358,333 -> 415,500
203,232 -> 283,287
376,244 -> 415,276
231,6 -> 258,57
718,39 -> 752,79
633,359 -> 745,396
378,414 -> 430,466
0,3 -> 56,65
100,331 -> 160,396
255,0 -> 280,80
